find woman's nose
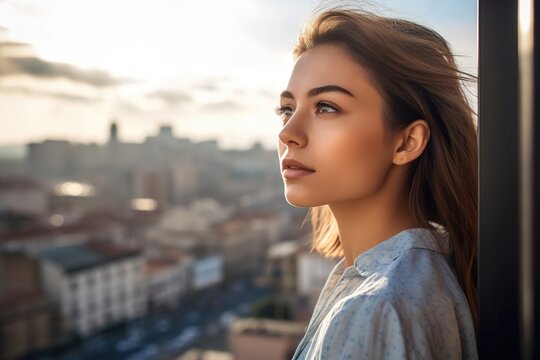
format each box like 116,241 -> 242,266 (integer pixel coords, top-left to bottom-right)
278,111 -> 307,148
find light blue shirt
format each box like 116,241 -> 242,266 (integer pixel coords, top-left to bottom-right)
291,227 -> 478,359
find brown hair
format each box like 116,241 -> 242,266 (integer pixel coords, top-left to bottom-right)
293,5 -> 478,336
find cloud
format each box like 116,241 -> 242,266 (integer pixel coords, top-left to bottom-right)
0,42 -> 131,87
0,41 -> 35,57
193,80 -> 219,92
257,88 -> 278,99
0,27 -> 10,43
2,1 -> 45,17
200,100 -> 243,113
146,89 -> 192,105
116,99 -> 144,113
0,85 -> 98,102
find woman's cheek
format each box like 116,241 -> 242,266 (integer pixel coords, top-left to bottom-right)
328,126 -> 388,195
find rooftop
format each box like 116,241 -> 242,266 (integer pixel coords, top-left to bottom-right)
178,349 -> 233,360
41,241 -> 140,274
0,291 -> 51,318
229,317 -> 305,338
144,258 -> 177,275
268,240 -> 301,259
0,177 -> 44,192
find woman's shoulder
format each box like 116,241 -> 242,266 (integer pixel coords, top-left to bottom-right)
351,228 -> 467,309
334,245 -> 472,326
319,287 -> 477,359
319,250 -> 478,358
383,245 -> 466,304
346,245 -> 471,327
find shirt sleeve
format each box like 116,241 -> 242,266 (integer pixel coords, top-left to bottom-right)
304,298 -> 441,359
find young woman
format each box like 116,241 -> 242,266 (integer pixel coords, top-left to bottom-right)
275,5 -> 478,359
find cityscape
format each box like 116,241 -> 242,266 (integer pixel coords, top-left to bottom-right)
0,1 -> 477,359
0,122 -> 339,359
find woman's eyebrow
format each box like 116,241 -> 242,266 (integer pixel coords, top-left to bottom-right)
280,85 -> 355,99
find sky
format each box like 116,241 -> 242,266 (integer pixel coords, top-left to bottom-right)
0,0 -> 477,151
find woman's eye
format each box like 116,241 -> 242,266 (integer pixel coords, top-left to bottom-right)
274,101 -> 339,124
316,101 -> 338,114
274,105 -> 294,121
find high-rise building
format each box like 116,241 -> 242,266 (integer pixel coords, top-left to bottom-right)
108,120 -> 119,145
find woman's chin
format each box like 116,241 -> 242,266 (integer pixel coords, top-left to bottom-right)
284,191 -> 324,208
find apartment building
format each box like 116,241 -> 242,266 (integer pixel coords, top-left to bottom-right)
40,241 -> 146,337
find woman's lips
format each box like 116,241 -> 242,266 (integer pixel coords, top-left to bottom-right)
282,168 -> 316,179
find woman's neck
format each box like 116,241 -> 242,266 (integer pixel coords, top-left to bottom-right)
328,169 -> 420,268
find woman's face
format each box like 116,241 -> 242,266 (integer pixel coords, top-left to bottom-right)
277,43 -> 397,207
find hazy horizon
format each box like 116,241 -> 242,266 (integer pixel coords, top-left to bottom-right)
0,0 -> 477,152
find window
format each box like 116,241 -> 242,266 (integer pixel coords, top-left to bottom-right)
70,279 -> 78,292
71,302 -> 79,318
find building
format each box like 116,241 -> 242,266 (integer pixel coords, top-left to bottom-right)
0,177 -> 49,215
0,252 -> 59,360
108,121 -> 119,145
190,254 -> 224,291
39,241 -> 146,337
263,235 -> 339,324
178,349 -> 234,360
131,167 -> 172,210
266,240 -> 302,292
296,248 -> 339,298
144,258 -> 188,311
26,140 -> 71,176
229,317 -> 305,360
0,215 -> 126,257
0,292 -> 57,360
210,214 -> 271,283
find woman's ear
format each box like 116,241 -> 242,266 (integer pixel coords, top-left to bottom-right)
392,119 -> 430,165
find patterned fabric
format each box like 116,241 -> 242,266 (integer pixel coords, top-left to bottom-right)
291,227 -> 478,359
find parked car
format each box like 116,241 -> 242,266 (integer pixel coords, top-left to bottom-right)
114,326 -> 145,353
164,325 -> 201,351
126,344 -> 159,360
185,310 -> 200,324
219,311 -> 238,328
156,319 -> 170,332
235,302 -> 251,316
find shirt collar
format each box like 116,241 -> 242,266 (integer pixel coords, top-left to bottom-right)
335,227 -> 452,278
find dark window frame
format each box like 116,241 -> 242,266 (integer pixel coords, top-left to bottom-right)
478,1 -> 539,358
